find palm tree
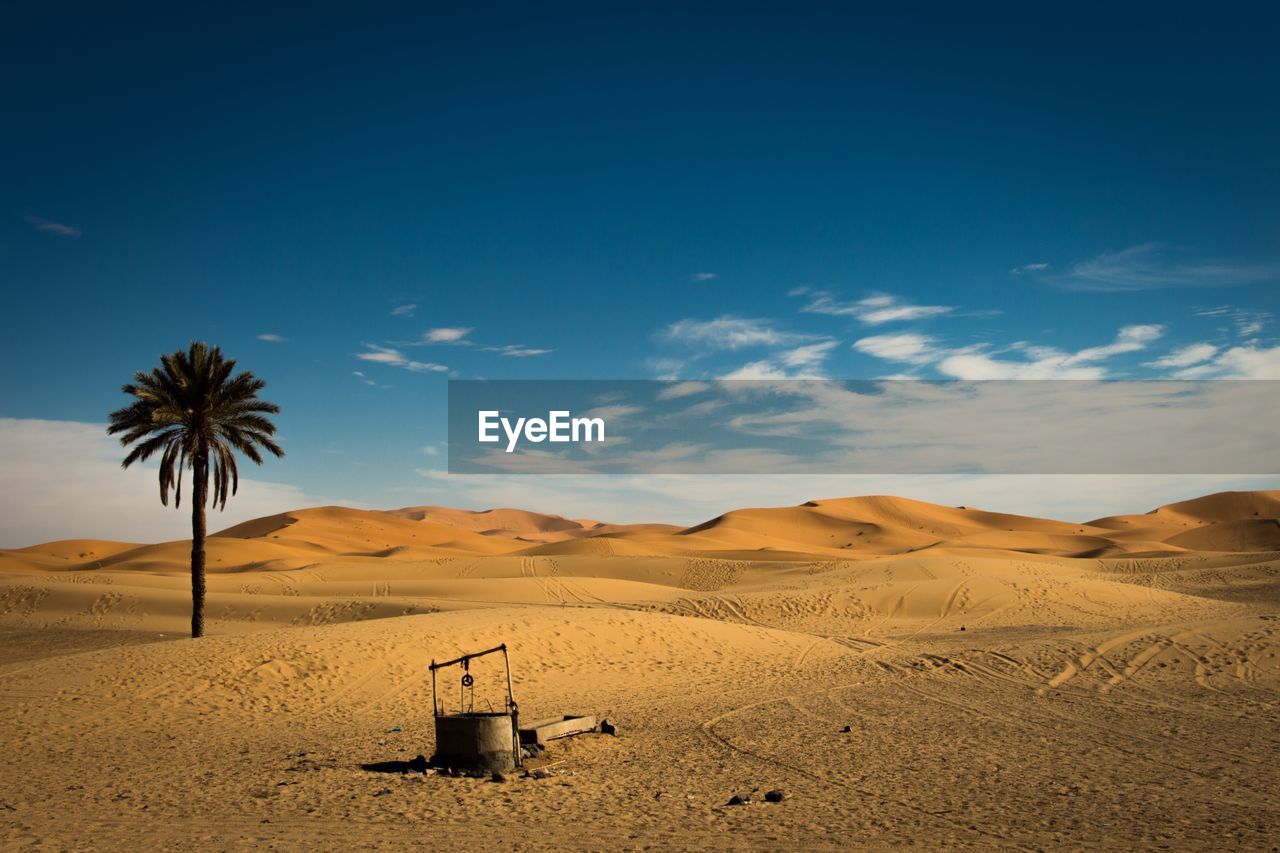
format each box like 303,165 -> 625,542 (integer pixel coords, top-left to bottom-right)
108,341 -> 284,638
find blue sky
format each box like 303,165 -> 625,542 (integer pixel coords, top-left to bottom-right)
1,4 -> 1278,542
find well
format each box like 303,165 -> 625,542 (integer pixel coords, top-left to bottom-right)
428,644 -> 522,773
433,712 -> 519,772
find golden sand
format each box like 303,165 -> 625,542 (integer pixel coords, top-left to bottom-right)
1,491 -> 1276,848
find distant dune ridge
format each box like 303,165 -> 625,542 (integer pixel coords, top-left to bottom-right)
4,490 -> 1277,575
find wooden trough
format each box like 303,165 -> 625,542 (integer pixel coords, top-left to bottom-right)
519,714 -> 597,747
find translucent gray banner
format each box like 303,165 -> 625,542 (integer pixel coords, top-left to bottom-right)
447,380 -> 1277,474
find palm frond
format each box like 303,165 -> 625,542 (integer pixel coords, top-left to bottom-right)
108,341 -> 284,512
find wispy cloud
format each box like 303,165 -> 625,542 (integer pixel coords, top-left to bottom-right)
401,325 -> 551,358
390,303 -> 417,317
1146,343 -> 1218,370
352,370 -> 377,386
719,339 -> 839,380
779,340 -> 839,368
853,325 -> 1165,379
1054,244 -> 1280,291
420,327 -> 473,344
354,344 -> 447,373
936,325 -> 1164,379
663,316 -> 812,350
1195,306 -> 1270,337
656,381 -> 710,401
720,361 -> 798,380
1010,262 -> 1050,275
25,215 -> 81,238
645,357 -> 686,380
481,344 -> 553,357
584,403 -> 644,422
935,351 -> 1109,380
1162,344 -> 1280,379
257,333 -> 286,343
658,315 -> 832,379
690,272 -> 718,282
1066,324 -> 1164,363
799,291 -> 954,325
852,333 -> 939,365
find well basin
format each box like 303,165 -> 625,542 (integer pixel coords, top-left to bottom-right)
431,712 -> 518,772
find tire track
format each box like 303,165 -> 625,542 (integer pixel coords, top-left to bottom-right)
700,686 -> 1012,845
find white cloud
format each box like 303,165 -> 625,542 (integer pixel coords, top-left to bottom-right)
656,381 -> 711,401
0,419 -> 336,546
1195,306 -> 1270,338
852,325 -> 1164,379
645,358 -> 686,380
710,379 -> 1271,478
1065,324 -> 1164,364
852,333 -> 938,365
690,272 -> 718,282
1146,343 -> 1219,370
1172,344 -> 1280,379
657,317 -> 832,380
407,326 -> 550,357
480,344 -> 553,358
663,316 -> 811,350
1236,314 -> 1269,337
421,327 -> 473,344
390,304 -> 417,317
800,292 -> 954,325
354,345 -> 403,365
934,326 -> 1163,380
352,370 -> 377,386
936,351 -> 1106,380
1011,262 -> 1050,275
717,340 -> 837,380
720,361 -> 792,380
779,340 -> 839,369
25,215 -> 81,238
257,333 -> 286,343
1233,317 -> 1264,338
583,404 -> 644,422
1058,244 -> 1280,291
720,359 -> 829,380
355,344 -> 447,373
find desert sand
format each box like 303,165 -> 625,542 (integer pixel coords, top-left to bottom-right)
1,491 -> 1277,849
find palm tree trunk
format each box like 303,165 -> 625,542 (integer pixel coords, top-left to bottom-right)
190,450 -> 208,638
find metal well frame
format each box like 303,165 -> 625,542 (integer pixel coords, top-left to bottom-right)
428,643 -> 522,768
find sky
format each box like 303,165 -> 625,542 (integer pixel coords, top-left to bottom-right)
2,4 -> 1278,544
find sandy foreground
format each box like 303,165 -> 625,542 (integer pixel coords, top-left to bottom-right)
0,492 -> 1277,850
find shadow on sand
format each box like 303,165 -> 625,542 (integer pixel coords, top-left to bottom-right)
360,755 -> 430,774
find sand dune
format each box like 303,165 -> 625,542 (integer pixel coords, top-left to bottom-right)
9,491 -> 1276,575
0,538 -> 146,574
1,489 -> 1277,848
386,505 -> 681,544
1162,518 -> 1280,552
